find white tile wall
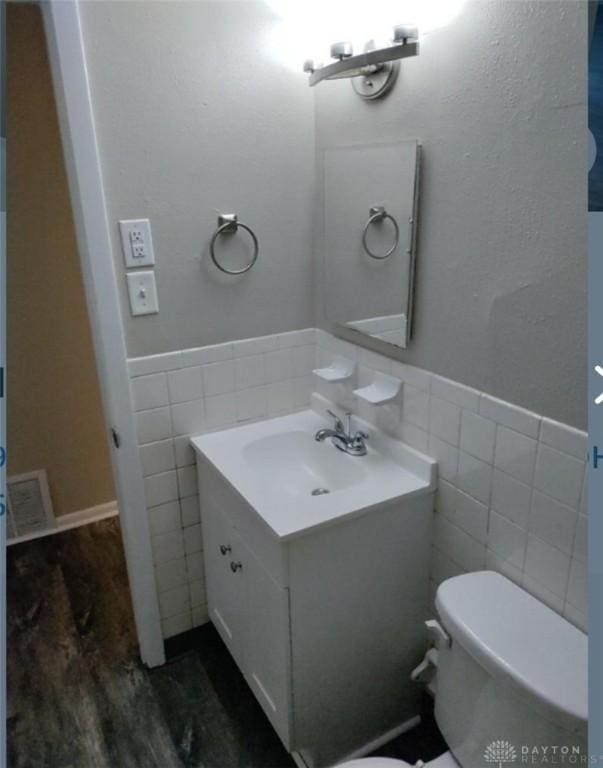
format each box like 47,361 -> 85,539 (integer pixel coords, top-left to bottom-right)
167,366 -> 204,404
313,329 -> 588,633
129,327 -> 587,639
129,329 -> 316,638
136,407 -> 172,445
131,372 -> 169,411
148,501 -> 181,537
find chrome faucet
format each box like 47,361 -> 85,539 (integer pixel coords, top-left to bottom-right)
315,409 -> 369,456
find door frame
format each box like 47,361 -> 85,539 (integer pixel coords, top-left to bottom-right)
41,0 -> 165,667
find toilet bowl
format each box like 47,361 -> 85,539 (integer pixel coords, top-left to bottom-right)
338,571 -> 587,768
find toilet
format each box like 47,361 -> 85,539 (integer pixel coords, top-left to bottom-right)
339,571 -> 587,768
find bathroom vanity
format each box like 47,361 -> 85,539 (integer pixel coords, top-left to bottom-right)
191,404 -> 436,768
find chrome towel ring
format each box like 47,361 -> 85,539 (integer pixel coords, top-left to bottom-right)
362,205 -> 400,260
210,214 -> 259,275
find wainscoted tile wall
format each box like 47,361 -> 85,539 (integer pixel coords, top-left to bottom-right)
314,330 -> 587,632
128,327 -> 587,639
128,330 -> 316,638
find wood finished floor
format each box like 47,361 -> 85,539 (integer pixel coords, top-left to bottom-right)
7,519 -> 446,768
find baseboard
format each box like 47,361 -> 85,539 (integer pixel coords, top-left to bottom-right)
291,715 -> 422,768
291,751 -> 309,768
7,500 -> 119,545
334,715 -> 422,765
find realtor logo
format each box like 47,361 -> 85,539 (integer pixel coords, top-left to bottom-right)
484,741 -> 518,768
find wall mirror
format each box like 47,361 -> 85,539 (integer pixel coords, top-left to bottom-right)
322,140 -> 421,349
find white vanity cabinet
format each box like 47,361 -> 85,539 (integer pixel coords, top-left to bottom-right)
196,453 -> 434,768
201,488 -> 292,746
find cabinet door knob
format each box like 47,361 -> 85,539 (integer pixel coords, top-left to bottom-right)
220,544 -> 232,556
230,561 -> 243,573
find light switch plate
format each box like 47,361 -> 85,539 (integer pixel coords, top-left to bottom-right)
126,270 -> 159,316
119,218 -> 155,268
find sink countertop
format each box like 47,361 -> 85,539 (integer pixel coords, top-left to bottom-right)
191,403 -> 437,541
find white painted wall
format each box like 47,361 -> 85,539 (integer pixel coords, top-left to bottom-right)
79,0 -> 585,429
314,0 -> 587,429
78,0 -> 315,358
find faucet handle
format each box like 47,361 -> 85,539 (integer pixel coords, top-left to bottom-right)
352,430 -> 369,451
326,409 -> 344,432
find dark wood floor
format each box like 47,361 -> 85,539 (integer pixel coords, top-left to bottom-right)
7,519 -> 446,768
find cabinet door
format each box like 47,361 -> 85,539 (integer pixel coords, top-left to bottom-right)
240,538 -> 291,748
201,503 -> 245,666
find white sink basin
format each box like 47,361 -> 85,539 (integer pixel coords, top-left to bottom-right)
242,430 -> 368,497
191,404 -> 436,540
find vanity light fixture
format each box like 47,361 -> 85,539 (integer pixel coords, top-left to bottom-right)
303,24 -> 419,100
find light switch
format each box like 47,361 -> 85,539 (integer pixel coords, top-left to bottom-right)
126,270 -> 159,316
119,218 -> 155,268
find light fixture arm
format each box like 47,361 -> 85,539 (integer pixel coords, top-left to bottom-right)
307,40 -> 418,88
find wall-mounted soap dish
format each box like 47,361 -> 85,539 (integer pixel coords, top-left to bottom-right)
353,372 -> 402,405
313,356 -> 356,382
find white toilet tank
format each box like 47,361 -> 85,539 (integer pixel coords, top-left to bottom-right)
433,572 -> 587,768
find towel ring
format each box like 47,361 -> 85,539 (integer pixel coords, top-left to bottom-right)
362,206 -> 400,260
210,214 -> 259,275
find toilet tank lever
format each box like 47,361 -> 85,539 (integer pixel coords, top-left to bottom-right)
425,619 -> 451,649
410,648 -> 439,682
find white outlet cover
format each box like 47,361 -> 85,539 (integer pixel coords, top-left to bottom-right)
119,218 -> 155,268
126,270 -> 159,316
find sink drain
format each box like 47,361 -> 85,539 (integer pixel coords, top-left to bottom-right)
311,487 -> 330,496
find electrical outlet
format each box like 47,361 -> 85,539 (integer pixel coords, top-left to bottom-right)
131,243 -> 147,261
119,219 -> 155,268
126,271 -> 159,316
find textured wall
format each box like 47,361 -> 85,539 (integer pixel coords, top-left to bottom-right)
314,0 -> 587,428
79,0 -> 586,427
7,4 -> 115,516
79,0 -> 316,358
